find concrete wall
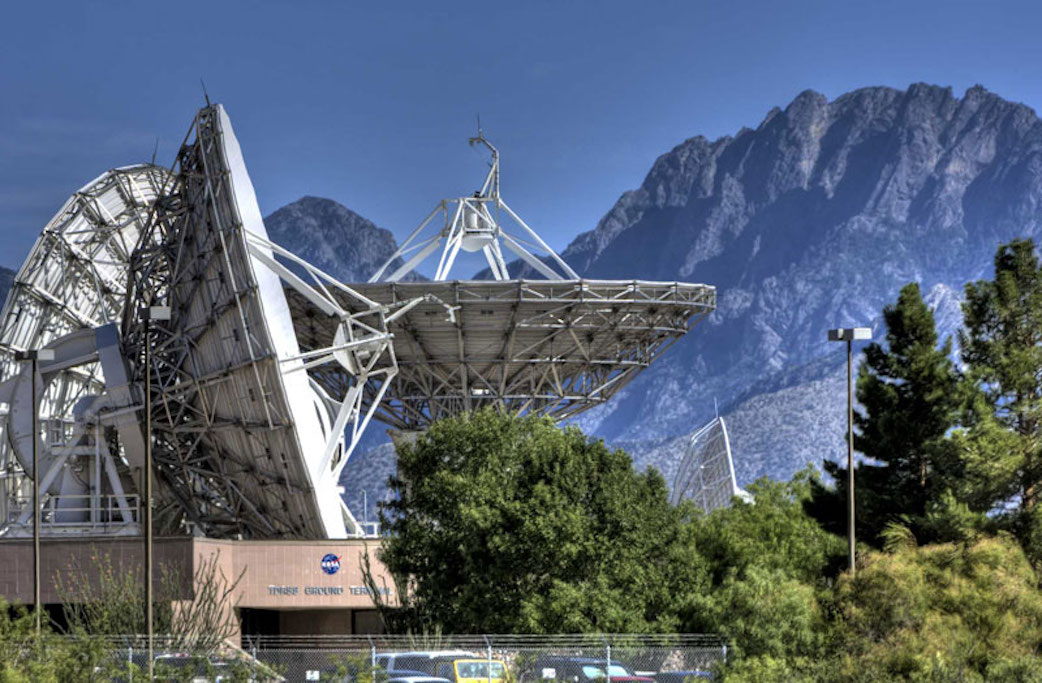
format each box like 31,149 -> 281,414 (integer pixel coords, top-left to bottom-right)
0,536 -> 396,637
0,536 -> 195,604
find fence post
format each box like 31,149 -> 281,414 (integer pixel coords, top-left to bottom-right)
484,635 -> 492,683
369,635 -> 376,672
721,642 -> 727,663
128,644 -> 133,683
605,638 -> 611,683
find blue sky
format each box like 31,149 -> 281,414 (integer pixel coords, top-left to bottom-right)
1,0 -> 1039,272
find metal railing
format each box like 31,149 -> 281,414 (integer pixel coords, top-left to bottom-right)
3,493 -> 139,529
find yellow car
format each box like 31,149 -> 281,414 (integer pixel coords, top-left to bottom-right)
434,658 -> 509,683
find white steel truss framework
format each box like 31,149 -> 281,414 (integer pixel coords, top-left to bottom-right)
122,105 -> 406,539
291,279 -> 715,431
370,133 -> 579,283
0,165 -> 170,536
359,132 -> 715,430
670,416 -> 749,512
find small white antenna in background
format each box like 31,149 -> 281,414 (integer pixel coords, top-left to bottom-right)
671,416 -> 751,511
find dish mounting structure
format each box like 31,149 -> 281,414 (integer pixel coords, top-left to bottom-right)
369,130 -> 578,283
0,165 -> 171,537
330,133 -> 718,431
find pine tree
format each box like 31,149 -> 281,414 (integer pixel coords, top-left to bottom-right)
960,238 -> 1042,512
809,282 -> 962,545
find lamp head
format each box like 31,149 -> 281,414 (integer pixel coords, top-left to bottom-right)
828,327 -> 871,342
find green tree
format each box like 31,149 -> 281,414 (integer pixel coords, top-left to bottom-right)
719,531 -> 1042,682
0,601 -> 61,682
821,532 -> 1042,682
960,239 -> 1042,515
377,408 -> 702,633
679,472 -> 844,665
809,282 -> 963,545
0,598 -> 133,682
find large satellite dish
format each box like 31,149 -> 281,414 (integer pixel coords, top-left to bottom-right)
316,132 -> 716,430
0,104 -> 716,541
0,106 -> 414,539
670,416 -> 749,512
122,105 -> 411,539
0,165 -> 170,536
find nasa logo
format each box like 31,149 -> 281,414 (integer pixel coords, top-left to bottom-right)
320,553 -> 341,575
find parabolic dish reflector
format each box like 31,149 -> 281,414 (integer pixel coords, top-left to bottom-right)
671,416 -> 747,512
289,278 -> 714,430
0,165 -> 170,535
123,105 -> 394,539
336,129 -> 716,430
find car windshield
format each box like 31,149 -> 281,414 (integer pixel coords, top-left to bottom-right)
397,657 -> 435,673
154,656 -> 197,669
457,661 -> 506,678
582,665 -> 632,679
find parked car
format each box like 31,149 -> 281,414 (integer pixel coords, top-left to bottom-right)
388,674 -> 454,683
309,662 -> 446,683
153,653 -> 241,682
522,657 -> 655,683
652,672 -> 714,683
377,651 -> 478,676
432,657 -> 509,683
318,659 -> 447,683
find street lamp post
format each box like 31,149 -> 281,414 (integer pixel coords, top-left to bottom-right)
827,327 -> 871,575
14,347 -> 55,636
140,306 -> 170,679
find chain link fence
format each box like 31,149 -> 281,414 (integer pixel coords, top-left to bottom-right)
240,634 -> 726,683
48,633 -> 724,682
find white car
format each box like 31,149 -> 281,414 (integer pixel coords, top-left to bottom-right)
388,675 -> 453,683
377,651 -> 476,676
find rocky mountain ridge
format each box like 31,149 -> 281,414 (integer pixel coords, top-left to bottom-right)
265,196 -> 415,284
565,83 -> 1042,483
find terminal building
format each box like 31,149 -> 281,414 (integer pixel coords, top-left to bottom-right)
0,103 -> 715,642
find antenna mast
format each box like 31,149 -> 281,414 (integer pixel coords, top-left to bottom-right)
369,128 -> 578,282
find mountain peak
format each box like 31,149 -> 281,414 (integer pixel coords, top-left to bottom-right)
786,89 -> 828,113
264,196 -> 408,283
561,82 -> 1042,452
277,196 -> 380,228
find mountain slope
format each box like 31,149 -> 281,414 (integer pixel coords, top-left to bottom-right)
0,266 -> 13,304
567,83 -> 1042,483
265,196 -> 412,283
